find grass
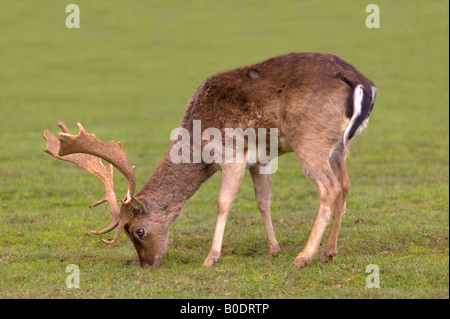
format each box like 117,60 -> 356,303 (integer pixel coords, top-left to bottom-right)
0,0 -> 448,298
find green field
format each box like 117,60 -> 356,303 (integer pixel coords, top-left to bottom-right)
0,0 -> 448,299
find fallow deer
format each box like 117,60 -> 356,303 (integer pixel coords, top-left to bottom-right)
43,53 -> 376,268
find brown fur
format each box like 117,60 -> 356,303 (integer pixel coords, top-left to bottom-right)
48,53 -> 376,268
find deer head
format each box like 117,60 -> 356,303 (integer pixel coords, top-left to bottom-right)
43,122 -> 168,267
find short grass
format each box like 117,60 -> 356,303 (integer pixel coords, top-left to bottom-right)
0,0 -> 448,298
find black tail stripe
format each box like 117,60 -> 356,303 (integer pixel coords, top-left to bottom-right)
345,85 -> 355,118
334,72 -> 356,119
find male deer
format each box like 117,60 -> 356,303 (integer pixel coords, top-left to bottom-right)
43,53 -> 376,268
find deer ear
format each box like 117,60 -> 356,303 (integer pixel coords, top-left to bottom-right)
130,197 -> 146,213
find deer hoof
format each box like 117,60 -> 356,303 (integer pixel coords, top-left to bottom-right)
321,248 -> 337,263
268,245 -> 281,258
202,255 -> 219,268
292,255 -> 312,268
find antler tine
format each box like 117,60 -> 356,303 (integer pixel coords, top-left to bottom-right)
58,122 -> 136,204
43,122 -> 121,237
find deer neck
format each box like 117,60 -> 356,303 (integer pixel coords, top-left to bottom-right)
135,107 -> 217,218
136,153 -> 215,216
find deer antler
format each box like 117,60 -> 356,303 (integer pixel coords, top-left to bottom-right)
43,122 -> 135,243
57,122 -> 136,204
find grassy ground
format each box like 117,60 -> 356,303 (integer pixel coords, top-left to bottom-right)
0,0 -> 448,298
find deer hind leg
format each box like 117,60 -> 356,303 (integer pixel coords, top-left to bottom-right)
202,162 -> 246,267
249,163 -> 281,257
322,147 -> 350,262
292,147 -> 342,268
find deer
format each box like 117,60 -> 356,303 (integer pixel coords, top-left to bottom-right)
43,52 -> 376,268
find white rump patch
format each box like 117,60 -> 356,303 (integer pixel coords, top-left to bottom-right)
371,86 -> 377,103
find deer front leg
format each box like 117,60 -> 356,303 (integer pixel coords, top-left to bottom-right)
202,163 -> 246,267
249,164 -> 280,257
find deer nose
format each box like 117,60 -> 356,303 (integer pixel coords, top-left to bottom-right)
140,256 -> 162,268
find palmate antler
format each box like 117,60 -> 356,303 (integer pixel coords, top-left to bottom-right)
43,122 -> 136,244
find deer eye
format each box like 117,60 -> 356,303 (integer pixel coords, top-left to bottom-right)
136,228 -> 145,238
